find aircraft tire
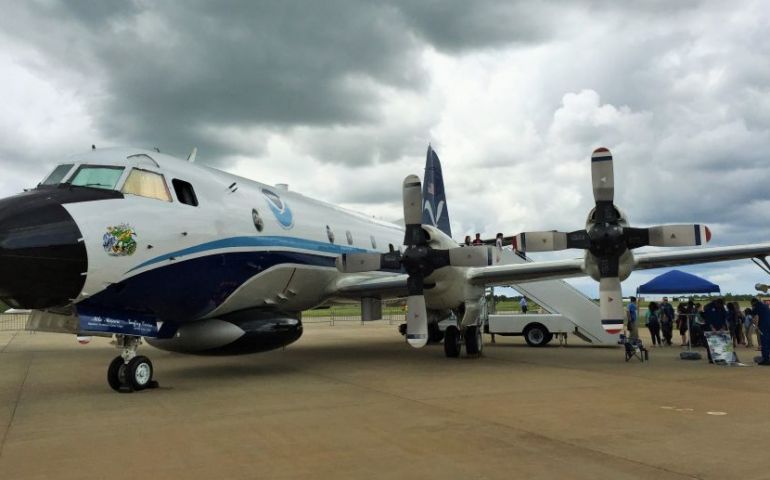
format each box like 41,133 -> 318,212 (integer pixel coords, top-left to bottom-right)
427,322 -> 444,344
464,325 -> 482,355
127,356 -> 154,391
107,356 -> 127,392
444,326 -> 461,358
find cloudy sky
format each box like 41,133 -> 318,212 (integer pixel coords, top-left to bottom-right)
2,0 -> 769,297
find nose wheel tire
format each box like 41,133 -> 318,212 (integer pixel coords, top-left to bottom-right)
444,325 -> 462,358
107,355 -> 158,392
128,356 -> 154,391
107,356 -> 127,392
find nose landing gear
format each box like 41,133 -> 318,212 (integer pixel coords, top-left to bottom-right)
107,335 -> 159,393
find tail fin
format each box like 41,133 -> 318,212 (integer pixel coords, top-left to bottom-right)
422,145 -> 452,237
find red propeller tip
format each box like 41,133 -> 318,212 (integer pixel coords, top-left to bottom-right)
705,226 -> 711,243
593,147 -> 610,153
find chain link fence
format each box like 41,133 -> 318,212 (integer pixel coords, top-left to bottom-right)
303,300 -> 407,326
0,311 -> 30,332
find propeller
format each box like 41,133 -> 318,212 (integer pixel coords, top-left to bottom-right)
336,175 -> 492,348
513,147 -> 711,335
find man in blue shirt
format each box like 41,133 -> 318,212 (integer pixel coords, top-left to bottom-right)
660,297 -> 675,346
702,298 -> 728,364
627,297 -> 638,340
750,298 -> 770,365
703,298 -> 727,332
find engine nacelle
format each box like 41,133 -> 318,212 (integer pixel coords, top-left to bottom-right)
584,250 -> 634,282
147,310 -> 302,355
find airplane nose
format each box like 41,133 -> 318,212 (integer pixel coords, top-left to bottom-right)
0,191 -> 87,309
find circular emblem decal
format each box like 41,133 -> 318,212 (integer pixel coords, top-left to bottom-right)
103,223 -> 137,256
262,189 -> 294,229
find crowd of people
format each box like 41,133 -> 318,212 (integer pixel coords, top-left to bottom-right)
626,296 -> 770,365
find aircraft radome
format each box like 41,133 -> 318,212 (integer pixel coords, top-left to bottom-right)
1,145 -> 768,392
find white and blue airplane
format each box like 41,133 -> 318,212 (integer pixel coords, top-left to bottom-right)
1,145 -> 768,392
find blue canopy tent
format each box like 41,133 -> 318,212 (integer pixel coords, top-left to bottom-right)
636,269 -> 719,359
637,269 -> 720,295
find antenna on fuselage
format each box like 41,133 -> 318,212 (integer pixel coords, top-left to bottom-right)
187,147 -> 198,163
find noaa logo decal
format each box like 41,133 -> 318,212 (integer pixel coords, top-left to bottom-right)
103,223 -> 137,256
262,189 -> 294,229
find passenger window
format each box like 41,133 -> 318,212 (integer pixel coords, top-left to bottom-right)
326,225 -> 335,244
370,235 -> 377,249
346,230 -> 353,245
70,166 -> 124,190
122,169 -> 172,202
41,164 -> 74,185
172,179 -> 198,206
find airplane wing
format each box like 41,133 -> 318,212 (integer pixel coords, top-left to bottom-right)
331,242 -> 770,298
467,242 -> 770,287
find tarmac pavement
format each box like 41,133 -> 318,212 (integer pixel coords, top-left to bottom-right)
1,322 -> 768,480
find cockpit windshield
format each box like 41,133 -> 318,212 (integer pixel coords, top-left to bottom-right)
40,164 -> 74,186
69,166 -> 124,190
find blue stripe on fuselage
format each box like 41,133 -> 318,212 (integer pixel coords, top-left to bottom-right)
81,250 -> 341,323
129,236 -> 369,272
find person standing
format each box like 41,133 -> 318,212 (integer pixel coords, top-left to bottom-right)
627,296 -> 639,340
702,298 -> 727,363
646,301 -> 662,346
744,308 -> 755,348
726,302 -> 743,347
519,297 -> 528,314
464,235 -> 472,246
691,303 -> 704,347
676,301 -> 690,346
660,297 -> 675,346
472,233 -> 483,246
750,298 -> 770,365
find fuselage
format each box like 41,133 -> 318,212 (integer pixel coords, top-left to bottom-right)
0,147 -> 405,324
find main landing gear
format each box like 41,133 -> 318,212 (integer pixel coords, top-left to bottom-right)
107,335 -> 159,393
443,324 -> 483,358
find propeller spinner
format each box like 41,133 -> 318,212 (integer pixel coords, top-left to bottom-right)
512,148 -> 711,335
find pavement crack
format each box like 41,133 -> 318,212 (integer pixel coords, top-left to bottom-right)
0,330 -> 20,354
0,353 -> 32,460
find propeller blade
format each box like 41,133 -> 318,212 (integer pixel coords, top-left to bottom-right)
599,276 -> 625,335
512,231 -> 568,252
447,246 -> 493,267
403,175 -> 425,247
335,253 -> 383,273
403,175 -> 422,225
406,274 -> 428,348
406,295 -> 428,348
623,227 -> 650,250
566,230 -> 591,249
647,224 -> 711,247
591,147 -> 614,203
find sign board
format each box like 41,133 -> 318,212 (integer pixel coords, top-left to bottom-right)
704,332 -> 739,365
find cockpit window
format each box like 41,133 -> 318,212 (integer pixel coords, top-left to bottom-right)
122,168 -> 172,202
41,164 -> 74,185
70,166 -> 124,190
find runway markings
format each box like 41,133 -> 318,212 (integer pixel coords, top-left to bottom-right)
661,406 -> 724,415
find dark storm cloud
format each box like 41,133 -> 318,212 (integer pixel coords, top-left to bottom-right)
394,1 -> 553,51
0,1 -> 560,166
